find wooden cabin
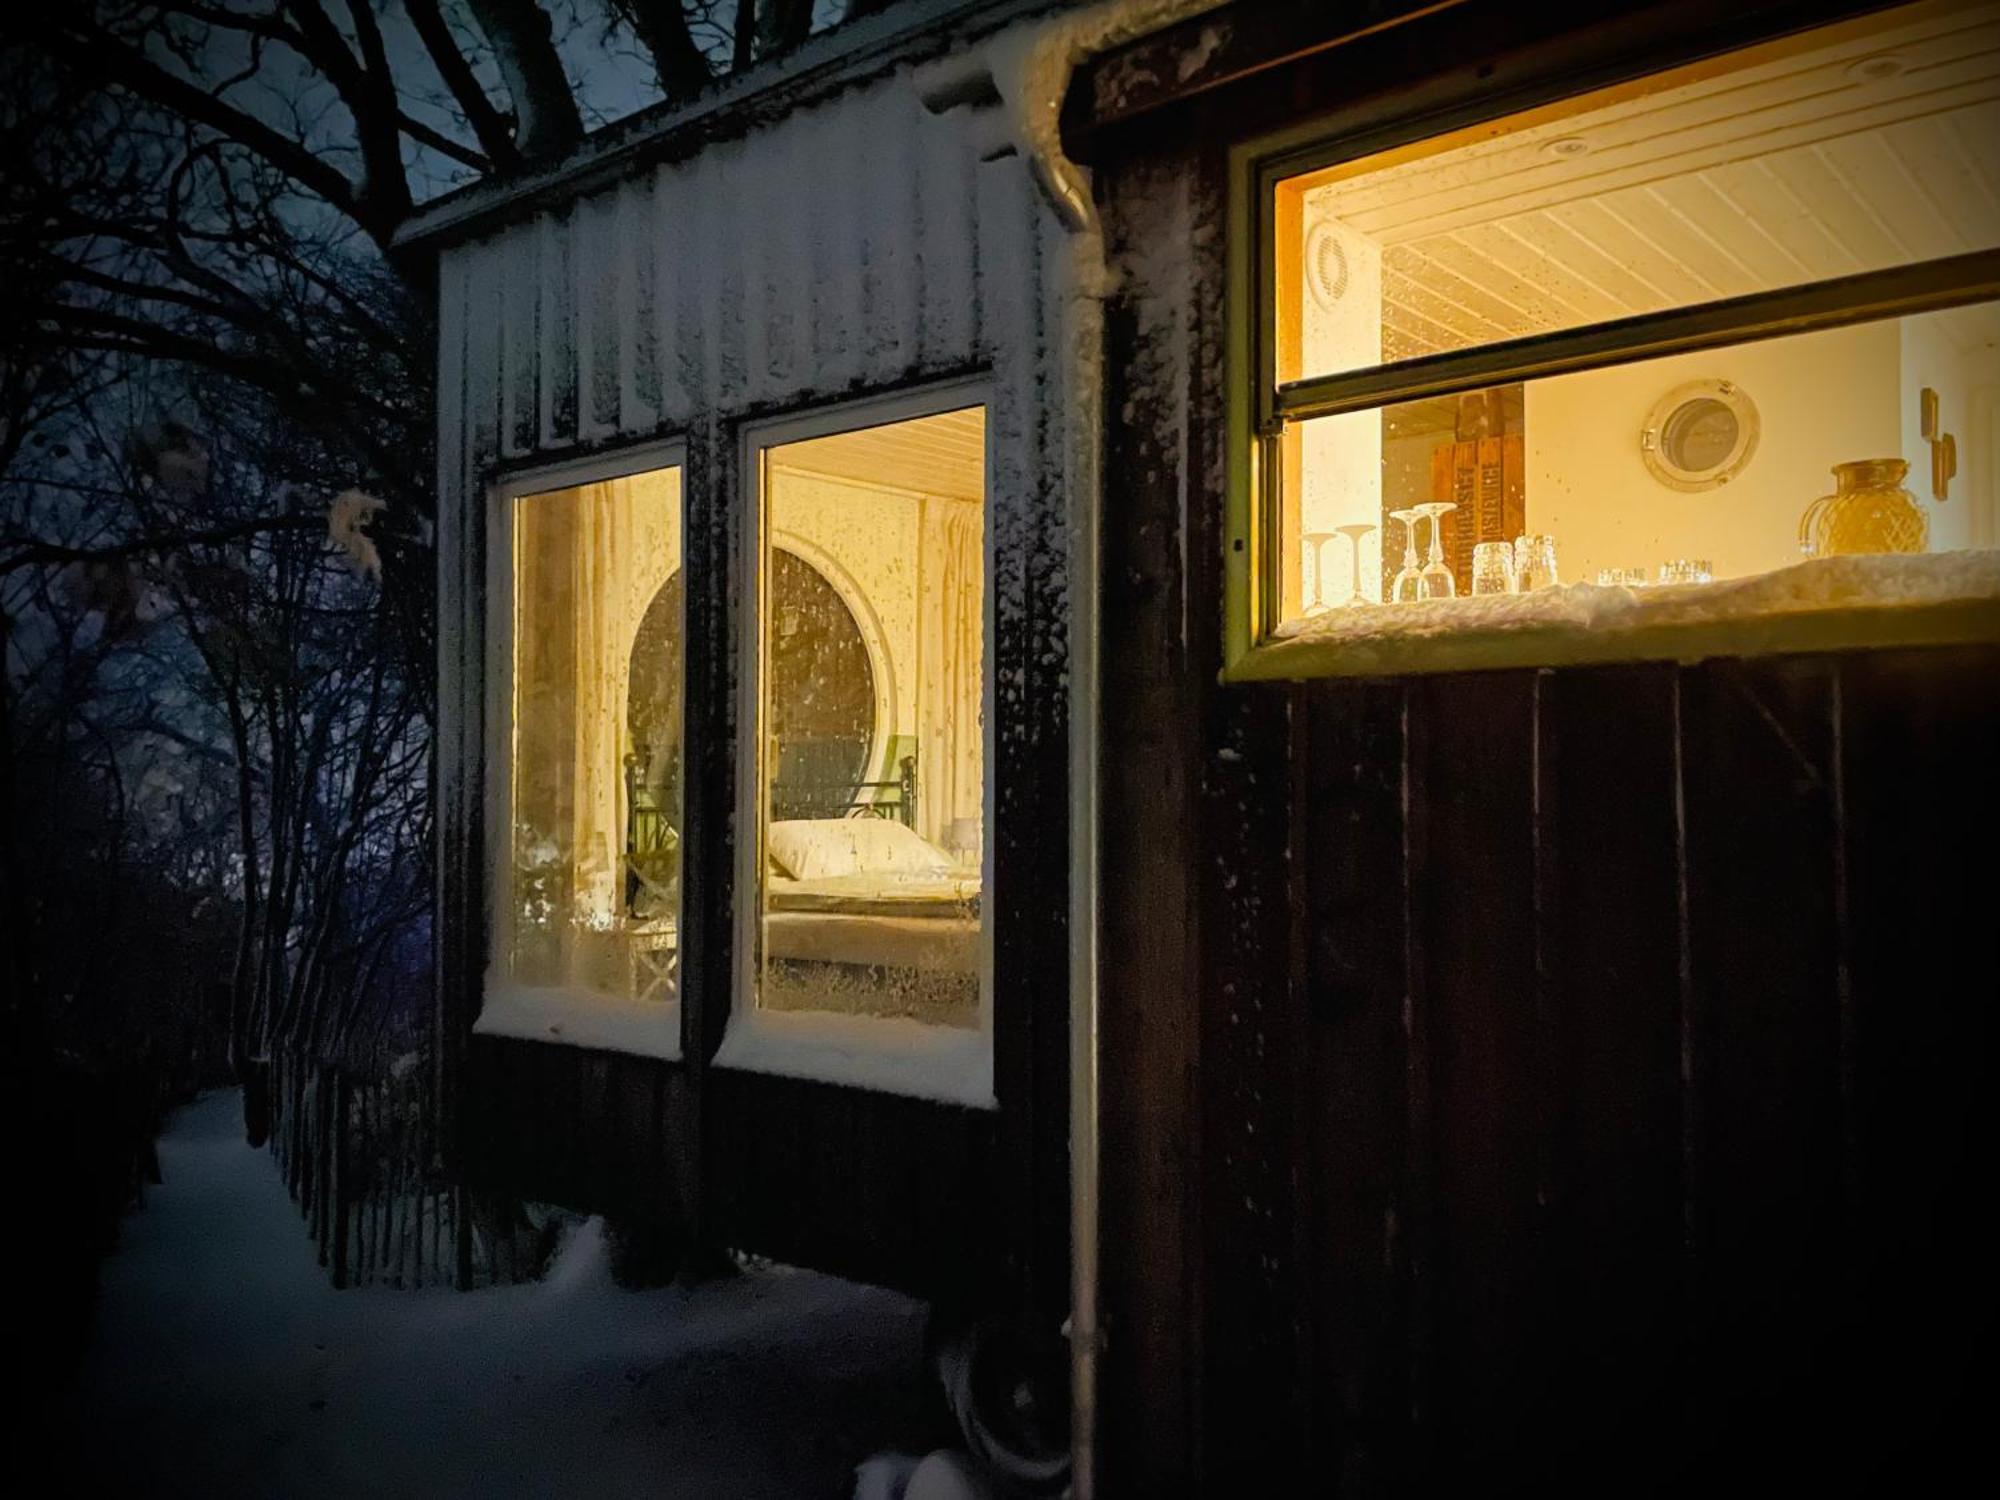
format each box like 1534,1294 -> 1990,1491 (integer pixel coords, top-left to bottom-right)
409,0 -> 1999,1491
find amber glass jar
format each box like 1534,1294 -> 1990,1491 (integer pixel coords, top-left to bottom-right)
1799,458 -> 1928,558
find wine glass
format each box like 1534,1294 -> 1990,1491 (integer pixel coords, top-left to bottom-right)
1387,509 -> 1423,602
1300,531 -> 1340,615
1334,523 -> 1377,606
1413,501 -> 1458,599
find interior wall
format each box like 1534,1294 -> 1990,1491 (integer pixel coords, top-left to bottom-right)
1525,321 -> 1903,584
1899,309 -> 1996,552
1296,203 -> 1385,599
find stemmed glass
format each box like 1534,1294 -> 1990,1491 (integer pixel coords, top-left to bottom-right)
1301,531 -> 1340,615
1387,508 -> 1423,602
1334,522 -> 1377,606
1413,500 -> 1458,599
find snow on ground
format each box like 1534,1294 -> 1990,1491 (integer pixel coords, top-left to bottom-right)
59,1090 -> 940,1499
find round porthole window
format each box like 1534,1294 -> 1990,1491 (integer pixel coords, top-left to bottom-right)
1641,379 -> 1760,491
1304,219 -> 1350,309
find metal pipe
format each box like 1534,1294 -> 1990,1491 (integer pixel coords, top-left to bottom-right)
918,5 -> 1228,1494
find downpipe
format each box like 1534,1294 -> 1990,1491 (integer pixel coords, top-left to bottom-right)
916,4 -> 1229,1494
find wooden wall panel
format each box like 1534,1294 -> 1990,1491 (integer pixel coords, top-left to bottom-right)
1297,679 -> 1411,1494
1678,656 -> 1847,1474
703,1068 -> 1005,1301
1540,663 -> 1685,1473
1409,670 -> 1546,1482
1095,52 -> 1998,1487
1097,147 -> 1209,1495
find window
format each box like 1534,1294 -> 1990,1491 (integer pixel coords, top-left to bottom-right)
1230,0 -> 2000,677
721,389 -> 993,1105
486,452 -> 685,1057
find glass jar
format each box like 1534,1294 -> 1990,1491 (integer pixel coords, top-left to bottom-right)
1514,534 -> 1560,591
1799,458 -> 1928,557
1472,541 -> 1515,595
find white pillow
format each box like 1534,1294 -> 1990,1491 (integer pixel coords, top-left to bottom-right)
767,818 -> 953,880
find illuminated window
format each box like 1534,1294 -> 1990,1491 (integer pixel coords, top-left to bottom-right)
725,392 -> 991,1103
1235,0 -> 2000,675
492,456 -> 684,1054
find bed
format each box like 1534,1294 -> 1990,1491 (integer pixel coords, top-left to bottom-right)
621,740 -> 982,1022
760,817 -> 982,1027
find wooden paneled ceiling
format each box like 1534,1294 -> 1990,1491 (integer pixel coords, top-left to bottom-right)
1307,0 -> 2000,362
771,405 -> 986,501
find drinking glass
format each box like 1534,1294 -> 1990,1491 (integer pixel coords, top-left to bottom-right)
1657,557 -> 1714,586
1387,509 -> 1423,602
1334,523 -> 1377,606
1514,534 -> 1560,591
1472,541 -> 1515,595
1413,501 -> 1457,599
1300,531 -> 1339,615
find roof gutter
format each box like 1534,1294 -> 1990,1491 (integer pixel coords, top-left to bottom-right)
915,4 -> 1229,1494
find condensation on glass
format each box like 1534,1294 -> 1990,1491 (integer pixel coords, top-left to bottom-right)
750,407 -> 987,1030
508,466 -> 684,1005
1270,0 -> 2000,628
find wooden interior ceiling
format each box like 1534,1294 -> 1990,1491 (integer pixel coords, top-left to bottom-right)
1311,0 -> 2000,363
771,405 -> 986,501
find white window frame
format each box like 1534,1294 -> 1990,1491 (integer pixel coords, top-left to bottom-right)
480,438 -> 689,1061
716,377 -> 997,1108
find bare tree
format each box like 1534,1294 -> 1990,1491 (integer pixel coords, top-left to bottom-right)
1,2 -> 873,1282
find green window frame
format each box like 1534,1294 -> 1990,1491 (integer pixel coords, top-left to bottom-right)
1223,9 -> 2000,682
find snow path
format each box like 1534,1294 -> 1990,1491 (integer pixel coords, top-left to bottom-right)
65,1090 -> 934,1498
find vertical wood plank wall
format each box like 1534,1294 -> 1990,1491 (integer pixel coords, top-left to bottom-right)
1099,126 -> 1998,1496
437,66 -> 1071,1313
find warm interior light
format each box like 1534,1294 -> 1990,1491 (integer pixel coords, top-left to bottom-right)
752,405 -> 988,1032
1268,0 -> 2000,632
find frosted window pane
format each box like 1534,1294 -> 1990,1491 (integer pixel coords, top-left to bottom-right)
510,467 -> 683,1005
754,407 -> 987,1030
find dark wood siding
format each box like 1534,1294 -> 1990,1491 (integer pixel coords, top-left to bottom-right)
463,1037 -> 1005,1302
1090,4 -> 1999,1490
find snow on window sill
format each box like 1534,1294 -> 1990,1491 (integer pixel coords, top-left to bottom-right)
713,1010 -> 995,1110
1230,551 -> 2000,681
474,982 -> 682,1061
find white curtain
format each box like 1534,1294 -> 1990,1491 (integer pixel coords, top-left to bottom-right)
915,496 -> 983,852
511,472 -> 678,995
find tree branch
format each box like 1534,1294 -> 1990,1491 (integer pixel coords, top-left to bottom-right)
2,511 -> 323,578
613,0 -> 717,102
403,0 -> 523,171
463,0 -> 584,160
397,111 -> 491,174
34,17 -> 366,233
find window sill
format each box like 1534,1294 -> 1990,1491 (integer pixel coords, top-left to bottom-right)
474,982 -> 682,1061
713,1010 -> 996,1110
1225,552 -> 2000,681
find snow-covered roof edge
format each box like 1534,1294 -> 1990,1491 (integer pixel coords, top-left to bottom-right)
394,0 -> 1074,253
